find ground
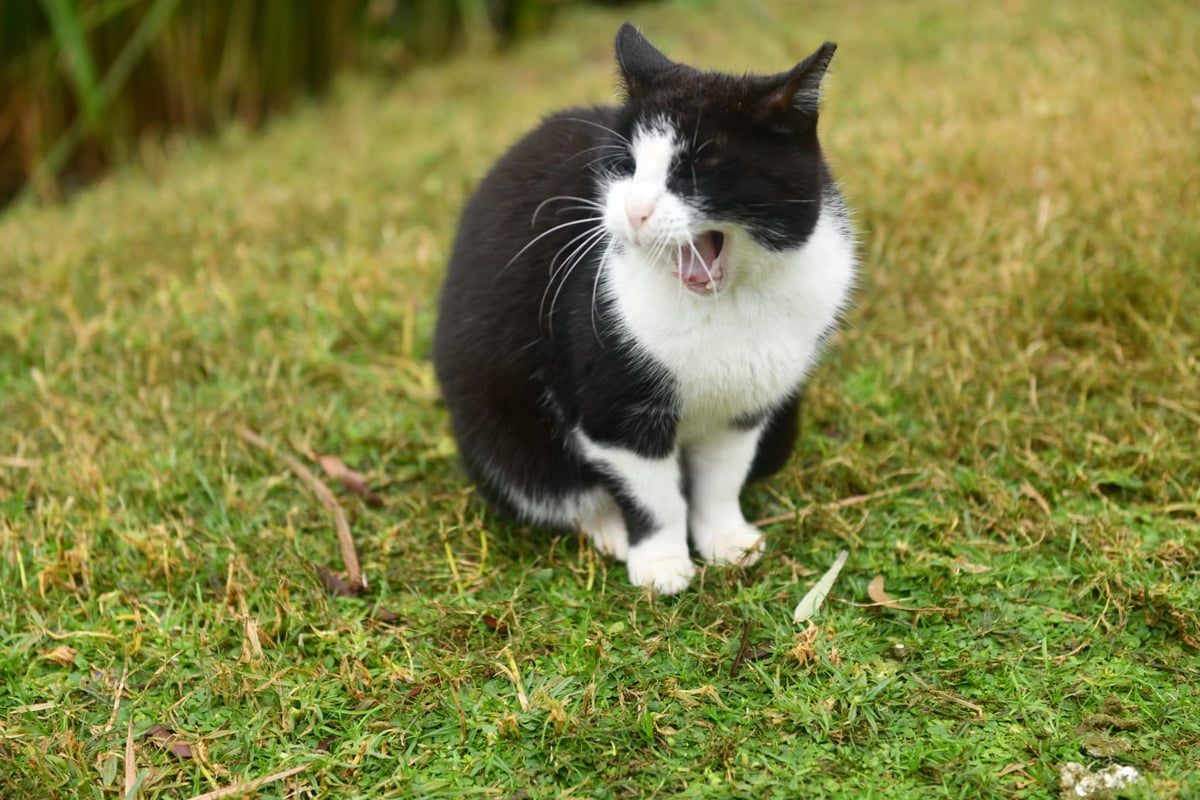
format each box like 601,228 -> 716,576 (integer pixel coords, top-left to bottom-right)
1,0 -> 1198,797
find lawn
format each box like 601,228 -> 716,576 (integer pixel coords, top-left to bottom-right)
2,0 -> 1198,797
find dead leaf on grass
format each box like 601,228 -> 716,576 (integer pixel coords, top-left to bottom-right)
145,723 -> 194,760
950,555 -> 989,575
480,614 -> 509,636
867,575 -> 943,613
314,563 -> 365,598
792,550 -> 848,623
369,605 -> 403,624
315,454 -> 384,508
41,645 -> 78,666
406,676 -> 442,698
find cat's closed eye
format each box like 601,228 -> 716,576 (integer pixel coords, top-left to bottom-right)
611,152 -> 636,175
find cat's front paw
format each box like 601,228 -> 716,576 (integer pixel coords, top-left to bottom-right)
695,524 -> 765,567
626,538 -> 696,594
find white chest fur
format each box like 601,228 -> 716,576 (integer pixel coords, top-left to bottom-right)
604,212 -> 856,442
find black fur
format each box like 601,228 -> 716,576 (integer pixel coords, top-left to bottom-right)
433,24 -> 839,530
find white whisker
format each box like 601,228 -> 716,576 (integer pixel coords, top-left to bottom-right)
561,143 -> 629,167
548,224 -> 609,277
502,216 -> 604,274
561,116 -> 631,147
589,239 -> 617,342
543,227 -> 610,334
532,195 -> 605,225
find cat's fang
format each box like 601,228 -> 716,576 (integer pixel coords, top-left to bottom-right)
675,230 -> 727,293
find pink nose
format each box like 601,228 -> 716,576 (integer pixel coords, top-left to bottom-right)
625,195 -> 656,231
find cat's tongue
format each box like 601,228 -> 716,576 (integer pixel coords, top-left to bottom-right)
675,231 -> 724,293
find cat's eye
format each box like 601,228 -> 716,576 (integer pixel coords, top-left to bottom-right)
611,152 -> 635,174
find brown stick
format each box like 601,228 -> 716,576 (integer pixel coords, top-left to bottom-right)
184,763 -> 311,800
237,427 -> 365,591
911,673 -> 984,720
755,481 -> 923,527
729,619 -> 753,678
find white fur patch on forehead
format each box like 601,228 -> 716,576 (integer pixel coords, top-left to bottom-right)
630,122 -> 677,188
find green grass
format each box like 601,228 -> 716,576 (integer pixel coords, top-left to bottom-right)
2,0 -> 1198,797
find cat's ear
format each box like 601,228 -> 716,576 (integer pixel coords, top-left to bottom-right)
764,42 -> 838,121
615,23 -> 674,95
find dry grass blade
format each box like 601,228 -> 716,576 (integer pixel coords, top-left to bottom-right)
183,763 -> 311,800
124,718 -> 136,798
237,427 -> 365,592
0,456 -> 40,468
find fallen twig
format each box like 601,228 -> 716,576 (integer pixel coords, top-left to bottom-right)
237,427 -> 365,592
729,619 -> 753,678
755,480 -> 925,527
184,763 -> 311,800
911,673 -> 984,720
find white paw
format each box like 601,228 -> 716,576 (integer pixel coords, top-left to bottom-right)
626,554 -> 696,595
695,524 -> 765,567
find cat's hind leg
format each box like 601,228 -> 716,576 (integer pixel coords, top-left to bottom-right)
686,425 -> 767,567
578,491 -> 629,561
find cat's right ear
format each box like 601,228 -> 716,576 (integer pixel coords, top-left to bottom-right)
615,23 -> 674,96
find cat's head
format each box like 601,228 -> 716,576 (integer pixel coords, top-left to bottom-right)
600,23 -> 837,295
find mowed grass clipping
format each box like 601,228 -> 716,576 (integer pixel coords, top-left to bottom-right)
1,0 -> 1198,797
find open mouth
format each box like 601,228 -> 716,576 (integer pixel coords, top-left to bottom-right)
673,230 -> 726,294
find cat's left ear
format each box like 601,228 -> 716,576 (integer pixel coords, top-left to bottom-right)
766,42 -> 838,120
615,23 -> 675,95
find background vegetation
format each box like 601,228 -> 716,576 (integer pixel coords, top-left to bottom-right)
1,0 -> 1198,797
1,0 -> 609,206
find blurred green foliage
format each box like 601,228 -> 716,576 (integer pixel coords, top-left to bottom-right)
0,0 -> 631,207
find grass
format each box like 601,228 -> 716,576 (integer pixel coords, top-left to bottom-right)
1,0 -> 1198,797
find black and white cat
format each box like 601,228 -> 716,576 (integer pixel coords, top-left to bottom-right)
433,23 -> 856,594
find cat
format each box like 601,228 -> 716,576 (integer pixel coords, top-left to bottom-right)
433,23 -> 856,594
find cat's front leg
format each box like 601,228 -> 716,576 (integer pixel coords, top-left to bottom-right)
575,433 -> 695,594
686,425 -> 767,567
